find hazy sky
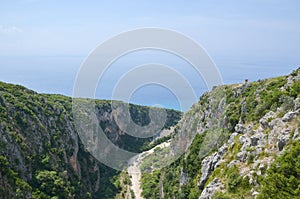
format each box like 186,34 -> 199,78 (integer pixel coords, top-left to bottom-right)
1,0 -> 300,60
1,1 -> 300,110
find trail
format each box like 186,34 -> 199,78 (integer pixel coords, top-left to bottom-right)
127,142 -> 170,199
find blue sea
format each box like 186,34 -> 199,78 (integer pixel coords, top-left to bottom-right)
0,52 -> 299,111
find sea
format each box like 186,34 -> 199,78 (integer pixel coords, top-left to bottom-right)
0,52 -> 299,111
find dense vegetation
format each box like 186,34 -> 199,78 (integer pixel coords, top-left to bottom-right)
258,141 -> 300,199
0,81 -> 181,199
139,67 -> 300,199
0,67 -> 299,199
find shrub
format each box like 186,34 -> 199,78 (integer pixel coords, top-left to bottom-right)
257,141 -> 300,199
226,166 -> 242,193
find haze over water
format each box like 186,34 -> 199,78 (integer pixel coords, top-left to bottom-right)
0,54 -> 298,111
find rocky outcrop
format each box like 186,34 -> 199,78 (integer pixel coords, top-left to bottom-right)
179,169 -> 189,186
198,144 -> 227,189
199,178 -> 224,199
138,68 -> 300,199
0,81 -> 181,199
282,110 -> 299,122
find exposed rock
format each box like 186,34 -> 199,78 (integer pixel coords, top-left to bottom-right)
228,132 -> 239,147
237,151 -> 248,162
269,118 -> 284,129
293,128 -> 299,140
294,98 -> 300,110
199,178 -> 224,199
245,171 -> 258,186
218,144 -> 228,156
235,124 -> 245,134
252,190 -> 259,198
198,144 -> 228,189
198,153 -> 219,189
282,111 -> 299,122
227,160 -> 239,168
251,132 -> 267,148
259,111 -> 276,129
277,131 -> 290,151
239,135 -> 251,146
250,137 -> 259,146
179,169 -> 189,186
245,124 -> 255,135
257,163 -> 266,175
286,71 -> 300,87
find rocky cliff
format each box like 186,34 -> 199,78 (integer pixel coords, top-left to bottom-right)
140,67 -> 300,199
0,67 -> 299,199
0,82 -> 181,199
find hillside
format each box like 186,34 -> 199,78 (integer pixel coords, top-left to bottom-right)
139,67 -> 300,199
0,67 -> 299,199
0,83 -> 181,199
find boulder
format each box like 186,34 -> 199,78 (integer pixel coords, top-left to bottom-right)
228,132 -> 239,147
250,132 -> 267,148
239,135 -> 251,145
259,111 -> 276,129
269,118 -> 284,129
293,128 -> 299,140
198,144 -> 227,189
277,133 -> 290,151
294,98 -> 300,110
199,178 -> 224,199
282,111 -> 299,122
227,160 -> 239,168
237,151 -> 248,162
250,137 -> 259,146
235,124 -> 245,134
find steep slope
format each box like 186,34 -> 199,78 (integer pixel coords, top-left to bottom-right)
139,67 -> 300,199
0,82 -> 181,199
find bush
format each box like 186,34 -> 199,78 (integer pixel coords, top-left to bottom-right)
35,170 -> 74,198
224,165 -> 243,193
257,141 -> 300,199
141,171 -> 161,198
212,192 -> 231,199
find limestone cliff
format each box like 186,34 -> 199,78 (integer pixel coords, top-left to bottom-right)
140,67 -> 300,199
0,82 -> 180,199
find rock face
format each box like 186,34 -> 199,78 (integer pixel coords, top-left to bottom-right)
282,110 -> 299,122
199,178 -> 224,199
2,67 -> 300,199
179,169 -> 189,186
259,111 -> 276,129
0,82 -> 181,199
138,67 -> 300,199
198,144 -> 227,189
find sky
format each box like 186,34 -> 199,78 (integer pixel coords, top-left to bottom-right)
0,0 -> 300,110
0,0 -> 299,58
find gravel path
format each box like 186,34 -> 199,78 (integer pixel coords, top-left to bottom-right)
127,142 -> 170,199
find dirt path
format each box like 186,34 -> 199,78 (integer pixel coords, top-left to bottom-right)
127,142 -> 170,199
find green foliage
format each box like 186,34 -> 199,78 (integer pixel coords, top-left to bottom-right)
141,134 -> 172,151
140,146 -> 172,172
225,76 -> 291,125
288,81 -> 300,98
34,170 -> 74,198
0,81 -> 182,199
141,170 -> 161,198
212,192 -> 231,199
226,166 -> 242,193
0,67 -> 299,199
257,141 -> 300,199
185,133 -> 206,178
160,133 -> 208,198
16,178 -> 32,198
0,155 -> 9,173
161,158 -> 182,198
